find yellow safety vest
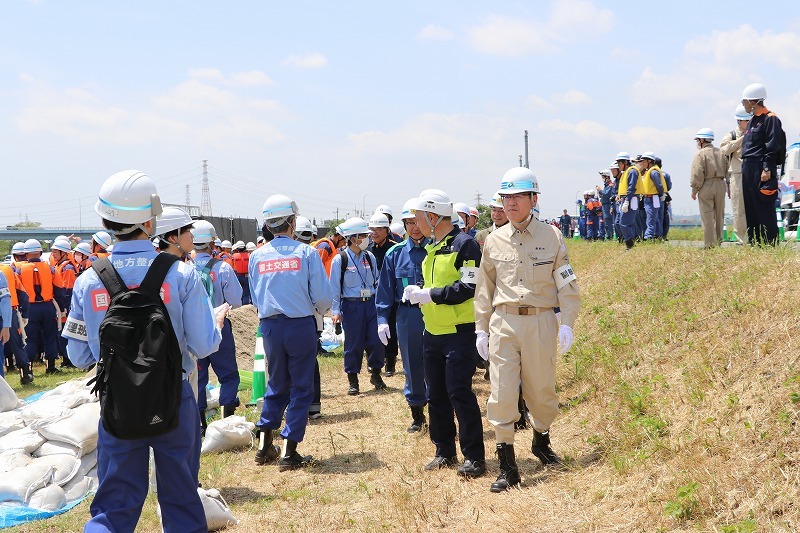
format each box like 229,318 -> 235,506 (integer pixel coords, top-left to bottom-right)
640,166 -> 668,195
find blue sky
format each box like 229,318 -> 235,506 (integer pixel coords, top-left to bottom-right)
2,0 -> 798,227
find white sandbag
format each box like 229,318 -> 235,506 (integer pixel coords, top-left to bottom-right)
206,386 -> 221,410
37,402 -> 99,454
20,398 -> 74,427
0,426 -> 46,453
39,380 -> 85,399
201,416 -> 254,454
0,411 -> 24,438
26,484 -> 66,511
75,448 -> 98,478
200,487 -> 239,531
0,450 -> 32,473
0,464 -> 53,501
30,455 -> 81,486
0,376 -> 19,413
63,475 -> 95,503
33,441 -> 81,458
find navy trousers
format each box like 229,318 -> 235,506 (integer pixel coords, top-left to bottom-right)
197,318 -> 239,410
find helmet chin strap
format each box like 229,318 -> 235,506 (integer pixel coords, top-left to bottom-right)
423,213 -> 444,243
112,218 -> 153,238
510,213 -> 534,231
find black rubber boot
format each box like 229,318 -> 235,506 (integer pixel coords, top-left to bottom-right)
347,373 -> 359,396
531,430 -> 563,466
254,428 -> 281,465
279,439 -> 312,471
369,368 -> 387,390
199,410 -> 207,437
490,443 -> 521,492
407,405 -> 427,433
625,239 -> 635,250
384,354 -> 397,377
221,404 -> 236,418
514,395 -> 528,431
45,359 -> 62,374
60,356 -> 76,369
20,364 -> 34,385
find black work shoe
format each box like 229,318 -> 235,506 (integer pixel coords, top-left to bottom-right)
19,368 -> 34,385
347,373 -> 359,396
221,404 -> 237,418
45,366 -> 62,375
279,451 -> 313,471
254,428 -> 281,465
490,443 -> 521,492
60,359 -> 76,369
369,369 -> 387,390
531,430 -> 563,466
385,354 -> 396,376
457,459 -> 486,478
199,410 -> 208,437
407,405 -> 426,433
424,456 -> 458,471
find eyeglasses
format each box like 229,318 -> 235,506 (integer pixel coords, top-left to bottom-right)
404,219 -> 417,226
502,193 -> 534,201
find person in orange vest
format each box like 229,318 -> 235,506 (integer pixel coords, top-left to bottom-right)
10,242 -> 26,268
312,227 -> 347,277
584,190 -> 603,240
88,231 -> 113,262
18,239 -> 63,374
51,238 -> 78,368
72,242 -> 93,275
217,241 -> 234,267
231,241 -> 251,305
0,263 -> 33,383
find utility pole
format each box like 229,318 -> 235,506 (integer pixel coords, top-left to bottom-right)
519,155 -> 523,167
200,160 -> 212,216
474,192 -> 483,206
185,184 -> 191,206
524,130 -> 530,169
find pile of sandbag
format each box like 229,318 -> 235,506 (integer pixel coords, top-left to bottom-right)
0,375 -> 99,514
319,316 -> 344,349
201,416 -> 254,454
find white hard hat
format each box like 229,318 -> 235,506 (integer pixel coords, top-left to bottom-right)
55,235 -> 68,242
498,167 -> 540,195
610,162 -> 620,170
641,151 -> 657,161
262,194 -> 299,227
741,82 -> 766,101
374,205 -> 393,218
23,239 -> 42,253
311,224 -> 318,234
695,128 -> 714,141
245,241 -> 256,252
400,198 -> 418,220
11,242 -> 25,255
414,189 -> 453,217
74,242 -> 92,257
256,236 -> 266,244
214,238 -> 222,246
490,191 -> 503,208
451,215 -> 462,228
51,239 -> 72,253
95,170 -> 163,226
615,152 -> 631,162
453,202 -> 471,216
220,240 -> 232,249
233,240 -> 246,251
152,237 -> 160,247
390,221 -> 405,236
106,245 -> 113,253
155,207 -> 193,237
294,215 -> 314,235
735,104 -> 753,121
336,217 -> 369,237
368,212 -> 391,229
599,170 -> 611,177
92,231 -> 113,249
191,220 -> 217,245
583,190 -> 592,196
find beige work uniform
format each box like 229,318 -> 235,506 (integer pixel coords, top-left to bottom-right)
690,145 -> 728,248
474,219 -> 580,444
720,127 -> 747,243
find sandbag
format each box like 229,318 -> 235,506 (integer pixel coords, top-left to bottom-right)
30,455 -> 81,486
206,386 -> 221,410
39,380 -> 85,399
199,487 -> 239,531
37,402 -> 99,454
0,464 -> 53,502
0,376 -> 19,413
20,399 -> 74,427
33,441 -> 81,458
63,475 -> 95,503
0,411 -> 24,438
0,426 -> 46,453
201,416 -> 254,454
0,451 -> 32,473
26,484 -> 66,511
75,448 -> 98,479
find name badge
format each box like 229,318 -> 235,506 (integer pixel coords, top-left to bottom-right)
460,266 -> 478,283
360,288 -> 371,298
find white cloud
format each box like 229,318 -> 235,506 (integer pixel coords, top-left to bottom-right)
552,89 -> 592,106
468,0 -> 614,56
187,68 -> 274,86
417,23 -> 454,41
282,53 -> 328,69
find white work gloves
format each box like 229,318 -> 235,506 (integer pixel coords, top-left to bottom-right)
402,285 -> 433,305
558,325 -> 574,354
475,330 -> 489,361
621,201 -> 629,213
377,323 -> 391,346
213,303 -> 231,330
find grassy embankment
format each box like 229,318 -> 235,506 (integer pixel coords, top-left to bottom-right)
9,239 -> 800,532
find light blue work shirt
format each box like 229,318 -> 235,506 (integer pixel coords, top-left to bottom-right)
375,238 -> 428,326
63,240 -> 222,375
248,235 -> 332,319
193,252 -> 243,308
0,271 -> 11,328
329,247 -> 378,316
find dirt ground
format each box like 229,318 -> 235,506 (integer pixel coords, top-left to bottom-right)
228,304 -> 262,368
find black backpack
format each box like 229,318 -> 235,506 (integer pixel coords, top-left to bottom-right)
767,113 -> 787,166
89,254 -> 183,440
338,249 -> 375,294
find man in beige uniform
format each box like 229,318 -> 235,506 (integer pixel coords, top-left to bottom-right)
474,167 -> 581,493
690,128 -> 729,248
720,105 -> 753,244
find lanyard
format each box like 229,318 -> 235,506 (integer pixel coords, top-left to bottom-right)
346,248 -> 370,288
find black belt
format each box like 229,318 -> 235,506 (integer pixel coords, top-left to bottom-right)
343,296 -> 373,302
398,301 -> 419,308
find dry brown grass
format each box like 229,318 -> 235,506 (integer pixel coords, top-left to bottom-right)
10,240 -> 800,532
